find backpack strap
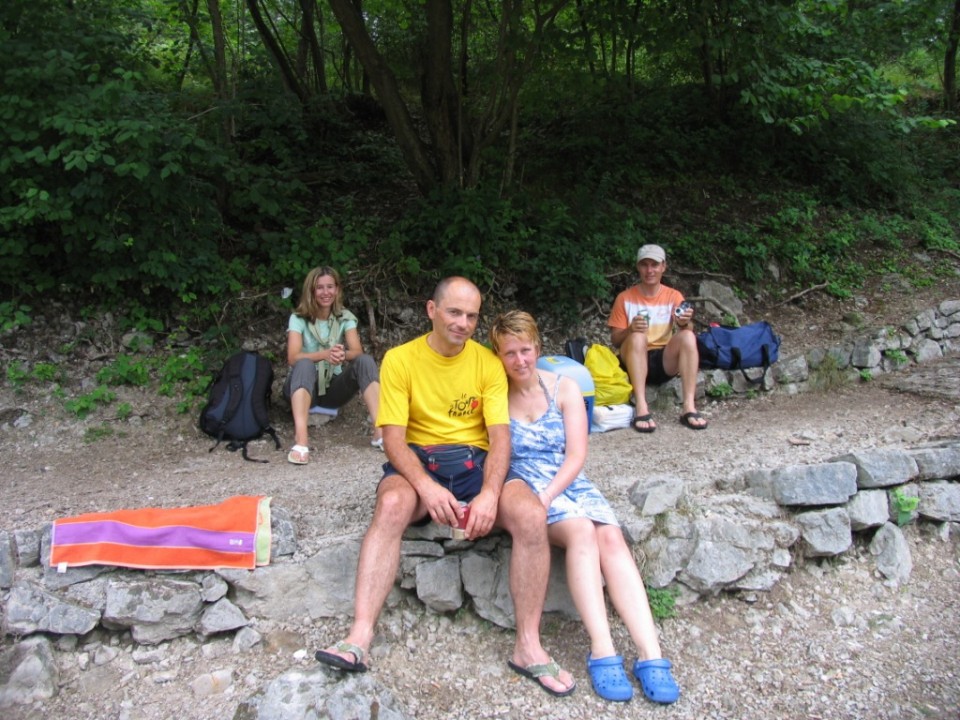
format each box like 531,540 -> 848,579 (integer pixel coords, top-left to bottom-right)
264,426 -> 280,450
231,427 -> 281,463
737,344 -> 772,384
239,441 -> 269,463
216,372 -> 245,433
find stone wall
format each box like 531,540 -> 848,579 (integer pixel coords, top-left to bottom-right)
645,298 -> 960,408
3,444 -> 958,645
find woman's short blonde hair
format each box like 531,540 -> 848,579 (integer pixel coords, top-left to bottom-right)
488,310 -> 541,354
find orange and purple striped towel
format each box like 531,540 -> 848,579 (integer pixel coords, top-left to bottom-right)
50,495 -> 271,571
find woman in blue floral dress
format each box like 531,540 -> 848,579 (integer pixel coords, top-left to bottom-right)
489,310 -> 679,705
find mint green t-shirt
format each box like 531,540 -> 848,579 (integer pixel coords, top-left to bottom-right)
287,309 -> 358,380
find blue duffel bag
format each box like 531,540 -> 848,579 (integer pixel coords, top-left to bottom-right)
697,321 -> 781,382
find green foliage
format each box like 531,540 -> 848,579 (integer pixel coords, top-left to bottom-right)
31,362 -> 61,383
883,349 -> 910,367
1,0 -> 958,339
891,487 -> 919,526
859,369 -> 873,382
707,382 -> 734,399
646,585 -> 679,620
0,3 -> 235,304
83,424 -> 114,443
727,193 -> 874,297
96,354 -> 151,387
0,302 -> 32,334
269,205 -> 379,290
65,385 -> 116,419
5,362 -> 29,390
115,402 -> 133,421
384,186 -> 621,319
120,308 -> 164,335
157,347 -> 212,409
6,360 -> 63,389
913,207 -> 959,252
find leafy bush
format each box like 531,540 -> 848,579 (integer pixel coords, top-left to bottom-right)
646,585 -> 679,620
157,347 -> 213,413
707,382 -> 734,399
96,354 -> 151,387
382,186 -> 636,319
0,302 -> 32,334
65,385 -> 116,419
891,488 -> 919,526
5,362 -> 29,390
1,4 -> 232,304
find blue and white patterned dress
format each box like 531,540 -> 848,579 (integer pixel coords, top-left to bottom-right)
510,375 -> 620,527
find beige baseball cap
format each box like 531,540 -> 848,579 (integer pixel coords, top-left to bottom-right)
636,244 -> 666,263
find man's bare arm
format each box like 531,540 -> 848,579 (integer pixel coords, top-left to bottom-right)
610,326 -> 629,348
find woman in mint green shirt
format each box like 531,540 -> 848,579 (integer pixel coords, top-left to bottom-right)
284,266 -> 381,464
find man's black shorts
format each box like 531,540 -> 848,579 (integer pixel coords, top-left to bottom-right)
620,349 -> 674,385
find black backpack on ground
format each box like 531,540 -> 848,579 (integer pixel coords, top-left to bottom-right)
199,351 -> 281,462
563,337 -> 590,365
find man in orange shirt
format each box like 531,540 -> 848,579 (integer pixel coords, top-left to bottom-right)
607,244 -> 707,431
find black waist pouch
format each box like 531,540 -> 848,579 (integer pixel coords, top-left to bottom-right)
411,444 -> 481,482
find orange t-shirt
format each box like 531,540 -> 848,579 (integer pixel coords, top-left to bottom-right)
608,285 -> 685,350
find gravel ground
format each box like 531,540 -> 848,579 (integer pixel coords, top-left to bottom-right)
2,279 -> 960,719
3,368 -> 959,720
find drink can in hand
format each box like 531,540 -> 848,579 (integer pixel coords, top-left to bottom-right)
451,503 -> 471,540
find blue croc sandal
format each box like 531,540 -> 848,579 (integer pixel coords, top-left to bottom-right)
633,658 -> 680,704
587,654 -> 633,702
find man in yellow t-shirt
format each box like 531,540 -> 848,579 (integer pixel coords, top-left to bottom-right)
315,276 -> 575,698
608,244 -> 707,432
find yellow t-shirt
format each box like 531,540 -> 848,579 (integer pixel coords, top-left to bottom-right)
377,335 -> 509,449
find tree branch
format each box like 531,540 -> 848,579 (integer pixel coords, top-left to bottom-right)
930,246 -> 960,262
684,295 -> 740,323
773,282 -> 829,307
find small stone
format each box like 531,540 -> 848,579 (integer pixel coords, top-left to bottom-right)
93,645 -> 119,666
190,668 -> 234,697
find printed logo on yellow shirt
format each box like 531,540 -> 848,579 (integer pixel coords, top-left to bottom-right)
448,394 -> 480,418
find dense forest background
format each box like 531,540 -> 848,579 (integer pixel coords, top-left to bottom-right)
2,0 -> 959,345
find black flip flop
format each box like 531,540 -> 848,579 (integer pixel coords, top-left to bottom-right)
315,641 -> 368,672
631,413 -> 656,433
679,412 -> 708,430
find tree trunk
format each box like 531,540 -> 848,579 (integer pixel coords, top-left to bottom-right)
175,0 -> 201,92
297,0 -> 327,94
575,0 -> 596,76
327,0 -> 438,193
246,0 -> 307,103
945,0 -> 960,112
421,0 -> 466,186
327,0 -> 569,193
625,0 -> 642,88
206,0 -> 234,141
